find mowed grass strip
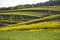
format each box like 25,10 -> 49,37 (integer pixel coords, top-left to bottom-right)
19,6 -> 60,11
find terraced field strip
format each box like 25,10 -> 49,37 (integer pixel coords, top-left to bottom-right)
0,20 -> 24,22
0,11 -> 43,17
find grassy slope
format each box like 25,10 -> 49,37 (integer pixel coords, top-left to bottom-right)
0,6 -> 60,12
0,14 -> 60,31
6,14 -> 60,25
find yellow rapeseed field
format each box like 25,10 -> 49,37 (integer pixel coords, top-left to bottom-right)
0,22 -> 60,31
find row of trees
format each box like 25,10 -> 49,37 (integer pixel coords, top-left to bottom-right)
0,0 -> 60,10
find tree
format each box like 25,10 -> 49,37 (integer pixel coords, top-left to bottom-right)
14,5 -> 24,9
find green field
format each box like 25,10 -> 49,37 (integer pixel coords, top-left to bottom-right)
0,30 -> 60,40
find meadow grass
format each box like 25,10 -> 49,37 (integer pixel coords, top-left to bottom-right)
0,30 -> 60,40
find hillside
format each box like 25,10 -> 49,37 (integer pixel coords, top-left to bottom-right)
0,14 -> 60,31
0,0 -> 60,40
0,5 -> 60,40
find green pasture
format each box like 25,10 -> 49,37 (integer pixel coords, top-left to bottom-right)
0,30 -> 60,40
